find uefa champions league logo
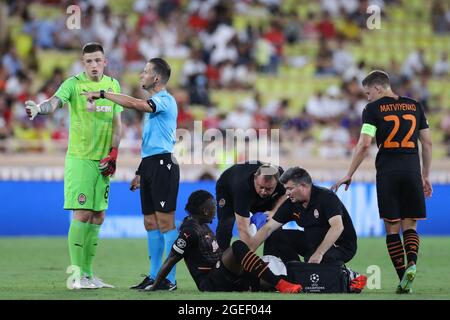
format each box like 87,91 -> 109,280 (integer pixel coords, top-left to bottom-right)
310,274 -> 320,284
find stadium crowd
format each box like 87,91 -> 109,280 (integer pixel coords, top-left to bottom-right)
1,0 -> 450,157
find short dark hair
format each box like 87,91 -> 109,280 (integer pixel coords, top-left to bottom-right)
255,163 -> 280,181
280,167 -> 312,185
362,70 -> 390,88
82,42 -> 104,55
149,58 -> 171,84
185,190 -> 214,216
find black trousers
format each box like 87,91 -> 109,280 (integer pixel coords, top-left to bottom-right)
263,228 -> 356,264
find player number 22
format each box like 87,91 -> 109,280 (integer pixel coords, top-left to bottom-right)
383,115 -> 416,149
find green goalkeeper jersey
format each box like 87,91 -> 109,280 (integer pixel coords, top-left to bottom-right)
54,72 -> 123,160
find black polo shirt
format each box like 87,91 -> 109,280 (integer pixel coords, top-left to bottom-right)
272,185 -> 357,254
216,161 -> 286,218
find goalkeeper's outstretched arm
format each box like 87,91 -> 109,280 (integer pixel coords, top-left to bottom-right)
25,96 -> 63,120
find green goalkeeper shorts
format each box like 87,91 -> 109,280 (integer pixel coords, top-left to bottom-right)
64,157 -> 111,212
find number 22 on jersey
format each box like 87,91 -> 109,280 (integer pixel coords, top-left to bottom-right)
383,114 -> 416,149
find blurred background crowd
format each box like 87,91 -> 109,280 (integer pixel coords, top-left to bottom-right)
1,0 -> 450,164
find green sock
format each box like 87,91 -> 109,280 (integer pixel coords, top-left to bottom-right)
83,223 -> 101,278
68,220 -> 86,274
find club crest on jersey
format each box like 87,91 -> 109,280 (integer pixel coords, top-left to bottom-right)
218,198 -> 226,208
176,238 -> 186,249
314,209 -> 320,219
78,193 -> 86,205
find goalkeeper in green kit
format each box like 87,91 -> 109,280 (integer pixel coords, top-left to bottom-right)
25,43 -> 122,289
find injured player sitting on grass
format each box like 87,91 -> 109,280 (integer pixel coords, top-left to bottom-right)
142,190 -> 302,293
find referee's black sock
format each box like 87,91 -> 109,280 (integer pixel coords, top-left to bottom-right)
403,229 -> 420,267
231,240 -> 279,287
386,234 -> 406,280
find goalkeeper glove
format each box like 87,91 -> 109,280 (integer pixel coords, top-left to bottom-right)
25,100 -> 40,120
99,147 -> 118,177
250,212 -> 268,230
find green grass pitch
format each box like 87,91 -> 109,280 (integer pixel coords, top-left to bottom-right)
0,237 -> 449,300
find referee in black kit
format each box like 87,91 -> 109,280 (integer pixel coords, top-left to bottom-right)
215,161 -> 287,250
92,57 -> 181,291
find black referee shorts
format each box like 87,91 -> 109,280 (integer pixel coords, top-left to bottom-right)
376,171 -> 426,222
139,153 -> 180,215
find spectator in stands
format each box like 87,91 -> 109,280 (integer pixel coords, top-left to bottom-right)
77,5 -> 98,45
269,98 -> 290,129
181,48 -> 210,105
350,0 -> 370,28
0,65 -> 7,91
2,46 -> 23,76
252,103 -> 270,131
343,60 -> 366,83
387,59 -> 402,89
283,11 -> 303,44
255,37 -> 275,74
222,104 -> 253,130
433,52 -> 449,77
303,11 -> 319,40
316,11 -> 336,40
315,38 -> 335,75
1,0 -> 448,162
431,0 -> 450,34
411,69 -> 431,111
332,37 -> 355,75
0,94 -> 12,140
318,120 -> 351,158
263,19 -> 285,74
107,36 -> 126,80
336,12 -> 361,42
181,48 -> 207,87
441,109 -> 450,156
94,6 -> 120,52
401,49 -> 427,79
323,85 -> 349,119
306,91 -> 327,122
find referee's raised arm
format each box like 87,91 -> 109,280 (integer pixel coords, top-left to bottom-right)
81,61 -> 167,113
82,90 -> 154,113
